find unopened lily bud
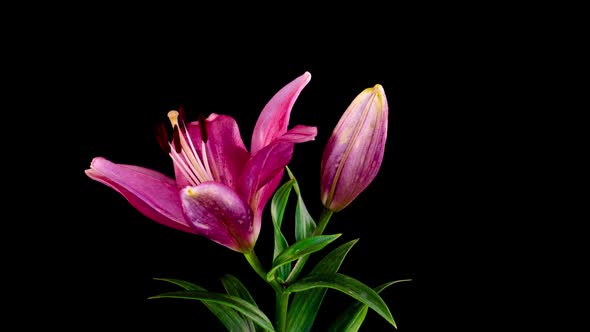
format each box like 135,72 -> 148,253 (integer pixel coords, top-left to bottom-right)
320,84 -> 388,212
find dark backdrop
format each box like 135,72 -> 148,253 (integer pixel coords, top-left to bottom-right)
29,7 -> 484,331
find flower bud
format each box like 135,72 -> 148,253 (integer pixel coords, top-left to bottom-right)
320,84 -> 388,212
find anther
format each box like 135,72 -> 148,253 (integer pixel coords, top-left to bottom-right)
155,123 -> 170,154
178,105 -> 187,124
172,126 -> 182,153
198,114 -> 208,143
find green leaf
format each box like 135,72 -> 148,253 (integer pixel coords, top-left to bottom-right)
286,166 -> 316,241
220,274 -> 259,331
331,306 -> 369,332
308,239 -> 359,275
220,274 -> 258,306
150,290 -> 275,332
271,178 -> 295,231
154,278 -> 205,291
154,278 -> 249,331
266,234 -> 341,282
328,279 -> 412,332
286,273 -> 397,328
270,178 -> 295,280
286,239 -> 359,332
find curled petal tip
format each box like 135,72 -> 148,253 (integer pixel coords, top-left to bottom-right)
251,72 -> 312,154
88,156 -> 105,168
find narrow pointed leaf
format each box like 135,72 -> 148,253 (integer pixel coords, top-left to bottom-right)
220,274 -> 258,332
266,234 -> 341,282
271,178 -> 295,231
331,306 -> 369,332
286,166 -> 316,241
286,273 -> 396,328
150,290 -> 275,332
328,279 -> 412,332
154,278 -> 249,331
154,278 -> 206,291
221,274 -> 259,306
309,239 -> 360,275
286,239 -> 358,332
295,196 -> 315,241
270,178 -> 295,280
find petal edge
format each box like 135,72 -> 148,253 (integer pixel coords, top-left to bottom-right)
86,157 -> 192,233
251,72 -> 311,154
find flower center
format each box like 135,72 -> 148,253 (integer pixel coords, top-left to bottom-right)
166,110 -> 215,186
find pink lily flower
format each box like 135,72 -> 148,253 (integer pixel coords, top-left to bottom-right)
320,84 -> 388,212
86,72 -> 316,252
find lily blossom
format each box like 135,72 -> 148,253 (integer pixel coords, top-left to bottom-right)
86,72 -> 316,252
320,84 -> 388,212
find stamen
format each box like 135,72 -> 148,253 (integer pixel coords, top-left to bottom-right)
198,114 -> 208,143
178,105 -> 187,124
201,140 -> 214,181
155,123 -> 170,154
172,126 -> 182,153
196,114 -> 214,180
169,148 -> 200,185
166,109 -> 214,184
185,122 -> 211,180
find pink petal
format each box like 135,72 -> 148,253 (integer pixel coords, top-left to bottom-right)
85,157 -> 193,233
251,71 -> 312,155
238,141 -> 294,208
180,182 -> 254,252
250,170 -> 284,241
280,124 -> 317,143
173,163 -> 191,189
186,114 -> 250,189
239,124 -> 317,212
246,125 -> 316,238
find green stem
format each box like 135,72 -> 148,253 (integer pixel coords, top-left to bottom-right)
275,289 -> 290,332
245,207 -> 334,331
244,249 -> 281,295
284,208 -> 334,284
243,250 -> 268,283
312,208 -> 333,236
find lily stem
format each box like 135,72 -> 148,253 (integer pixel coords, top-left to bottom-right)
243,250 -> 268,283
244,249 -> 282,295
276,289 -> 290,332
313,208 -> 333,236
284,208 -> 333,284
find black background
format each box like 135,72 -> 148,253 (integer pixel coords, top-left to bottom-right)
73,56 -> 427,330
18,5 -> 512,331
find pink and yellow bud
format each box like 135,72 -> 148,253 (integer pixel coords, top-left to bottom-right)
320,84 -> 388,212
